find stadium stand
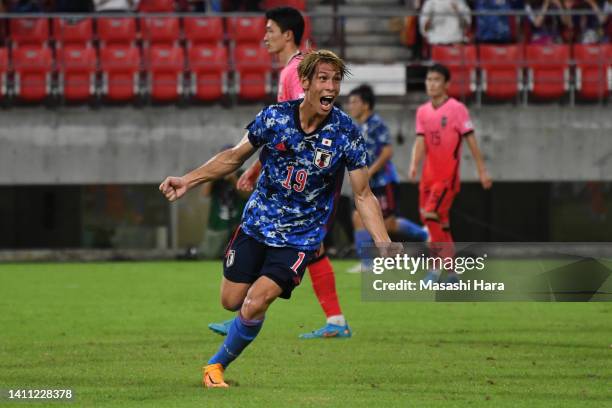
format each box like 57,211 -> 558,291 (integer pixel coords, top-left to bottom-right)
233,44 -> 272,101
188,44 -> 228,101
183,16 -> 224,46
0,47 -> 7,99
574,44 -> 612,101
58,45 -> 97,101
138,0 -> 176,12
431,44 -> 477,99
10,18 -> 50,47
227,16 -> 266,45
53,18 -> 94,46
13,46 -> 53,102
263,0 -> 306,11
100,45 -> 141,102
479,44 -> 522,101
526,44 -> 571,100
141,16 -> 181,45
147,44 -> 185,101
97,17 -> 138,46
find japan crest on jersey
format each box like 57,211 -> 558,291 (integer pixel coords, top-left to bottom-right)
314,148 -> 332,169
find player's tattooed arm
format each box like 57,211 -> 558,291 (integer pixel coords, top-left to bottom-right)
464,132 -> 493,190
409,136 -> 425,182
159,132 -> 257,202
349,167 -> 391,244
367,145 -> 393,178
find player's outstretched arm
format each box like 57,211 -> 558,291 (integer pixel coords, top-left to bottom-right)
464,133 -> 492,190
349,167 -> 391,244
159,132 -> 257,202
409,136 -> 425,182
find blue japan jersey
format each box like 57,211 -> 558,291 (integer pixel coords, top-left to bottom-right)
243,100 -> 367,251
361,113 -> 399,189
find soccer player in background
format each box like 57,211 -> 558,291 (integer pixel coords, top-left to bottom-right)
209,7 -> 353,340
409,64 -> 492,284
346,84 -> 428,273
160,50 -> 393,388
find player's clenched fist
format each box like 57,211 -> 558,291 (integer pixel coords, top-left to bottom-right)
159,176 -> 188,202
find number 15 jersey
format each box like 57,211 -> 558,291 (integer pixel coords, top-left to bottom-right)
243,100 -> 367,251
415,97 -> 474,192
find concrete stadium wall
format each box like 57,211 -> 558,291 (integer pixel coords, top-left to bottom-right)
1,104 -> 611,184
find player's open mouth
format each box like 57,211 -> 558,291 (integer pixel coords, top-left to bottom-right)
320,96 -> 334,109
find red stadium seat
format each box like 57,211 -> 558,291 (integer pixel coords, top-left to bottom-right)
263,0 -> 306,10
58,45 -> 97,101
184,17 -> 224,46
0,48 -> 8,98
141,17 -> 180,45
607,45 -> 612,96
147,45 -> 185,101
574,44 -> 611,100
100,45 -> 141,101
13,46 -> 53,101
431,45 -> 477,99
97,18 -> 137,46
234,44 -> 272,101
479,45 -> 522,100
53,17 -> 93,46
525,44 -> 570,100
227,16 -> 266,45
10,18 -> 49,47
188,44 -> 228,101
138,0 -> 175,12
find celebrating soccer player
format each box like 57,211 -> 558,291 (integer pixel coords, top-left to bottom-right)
159,50 -> 393,388
409,64 -> 492,284
346,84 -> 428,273
209,7 -> 353,340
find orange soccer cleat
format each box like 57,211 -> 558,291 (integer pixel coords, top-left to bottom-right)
203,363 -> 229,388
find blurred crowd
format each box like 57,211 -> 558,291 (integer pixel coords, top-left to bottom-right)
0,0 -> 263,13
412,0 -> 612,45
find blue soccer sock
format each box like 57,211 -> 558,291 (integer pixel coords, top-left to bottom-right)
208,313 -> 264,368
354,229 -> 372,258
396,217 -> 428,241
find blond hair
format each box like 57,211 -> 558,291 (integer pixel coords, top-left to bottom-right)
297,49 -> 350,82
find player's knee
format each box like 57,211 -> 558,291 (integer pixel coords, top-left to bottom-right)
220,296 -> 242,312
241,293 -> 274,320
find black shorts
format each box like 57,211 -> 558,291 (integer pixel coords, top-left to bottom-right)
223,227 -> 316,299
371,183 -> 399,219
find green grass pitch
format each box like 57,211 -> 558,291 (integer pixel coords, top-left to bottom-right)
0,261 -> 610,407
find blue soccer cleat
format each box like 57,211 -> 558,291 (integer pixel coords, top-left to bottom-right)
208,319 -> 233,336
299,323 -> 352,339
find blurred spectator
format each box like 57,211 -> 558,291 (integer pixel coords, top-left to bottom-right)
93,0 -> 140,12
419,0 -> 472,45
475,0 -> 524,43
5,0 -> 46,12
605,0 -> 612,41
176,0 -> 208,12
563,0 -> 608,43
54,0 -> 94,12
222,0 -> 261,12
524,0 -> 569,43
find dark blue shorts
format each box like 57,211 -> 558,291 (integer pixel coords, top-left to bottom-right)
371,183 -> 399,218
223,227 -> 316,299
